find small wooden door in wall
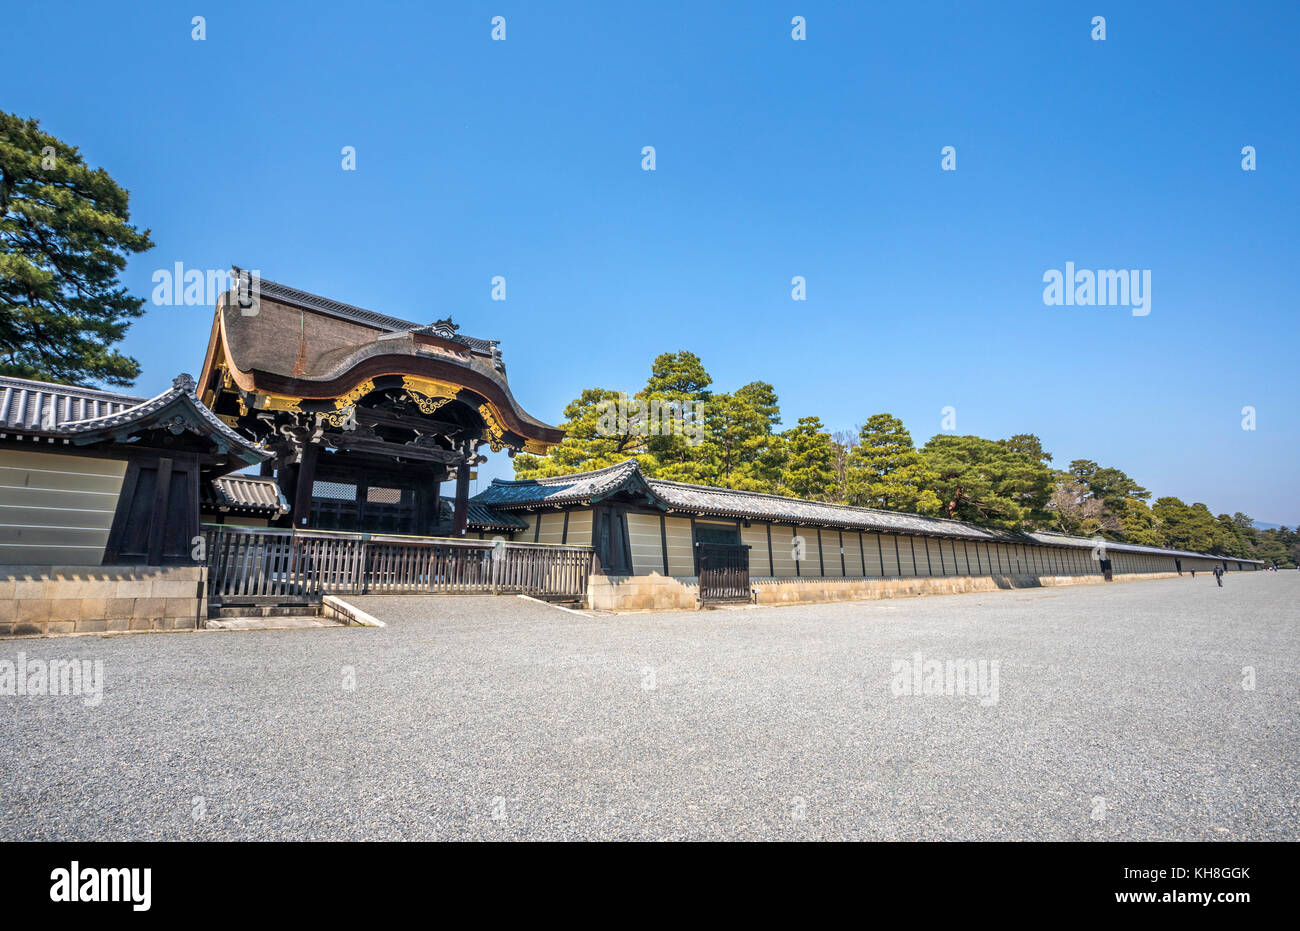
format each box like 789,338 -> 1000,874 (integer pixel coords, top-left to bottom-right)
103,454 -> 201,565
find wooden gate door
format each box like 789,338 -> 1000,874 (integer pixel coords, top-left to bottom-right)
697,542 -> 752,606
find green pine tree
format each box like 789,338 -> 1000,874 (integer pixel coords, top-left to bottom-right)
843,413 -> 940,513
922,434 -> 1054,529
777,416 -> 837,501
638,350 -> 714,483
705,381 -> 784,492
512,387 -> 654,478
1151,497 -> 1217,552
1,111 -> 153,386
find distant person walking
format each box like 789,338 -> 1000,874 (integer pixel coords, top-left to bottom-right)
1213,565 -> 1224,587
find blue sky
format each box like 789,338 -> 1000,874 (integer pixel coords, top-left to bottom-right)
7,1 -> 1298,523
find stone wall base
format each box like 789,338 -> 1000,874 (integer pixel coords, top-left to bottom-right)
588,570 -> 1186,612
588,573 -> 700,612
0,566 -> 207,637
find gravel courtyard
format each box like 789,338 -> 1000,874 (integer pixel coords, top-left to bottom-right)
2,573 -> 1296,841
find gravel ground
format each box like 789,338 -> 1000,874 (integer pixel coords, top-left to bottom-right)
2,572 -> 1296,840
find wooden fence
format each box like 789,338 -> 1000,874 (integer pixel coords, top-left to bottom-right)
203,525 -> 594,605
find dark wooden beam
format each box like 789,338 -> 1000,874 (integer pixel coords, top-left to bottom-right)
351,407 -> 471,437
327,434 -> 469,464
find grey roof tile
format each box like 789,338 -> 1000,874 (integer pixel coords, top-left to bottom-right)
0,374 -> 267,464
206,474 -> 288,515
439,498 -> 529,532
473,460 -> 645,509
0,376 -> 145,432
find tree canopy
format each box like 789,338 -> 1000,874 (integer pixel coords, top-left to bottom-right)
0,111 -> 153,386
777,416 -> 838,501
921,434 -> 1054,529
843,413 -> 939,514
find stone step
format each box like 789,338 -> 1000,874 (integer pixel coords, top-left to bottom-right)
205,616 -> 347,631
210,604 -> 317,619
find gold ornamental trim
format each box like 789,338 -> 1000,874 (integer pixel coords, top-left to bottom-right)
333,378 -> 377,410
401,375 -> 461,415
478,403 -> 508,452
256,394 -> 301,414
321,406 -> 356,428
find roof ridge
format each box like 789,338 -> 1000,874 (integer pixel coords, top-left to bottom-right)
487,458 -> 640,486
52,378 -> 266,458
646,473 -> 986,529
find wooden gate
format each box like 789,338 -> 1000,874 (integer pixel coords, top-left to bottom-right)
696,542 -> 752,606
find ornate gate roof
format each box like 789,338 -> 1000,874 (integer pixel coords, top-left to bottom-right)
197,270 -> 563,454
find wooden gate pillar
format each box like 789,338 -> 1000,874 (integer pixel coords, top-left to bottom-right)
451,462 -> 471,537
290,442 -> 320,530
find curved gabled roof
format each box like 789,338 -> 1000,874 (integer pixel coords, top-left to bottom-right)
473,459 -> 650,508
473,458 -> 1264,564
198,272 -> 563,449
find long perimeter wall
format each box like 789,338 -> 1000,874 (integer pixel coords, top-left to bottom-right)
557,507 -> 1253,611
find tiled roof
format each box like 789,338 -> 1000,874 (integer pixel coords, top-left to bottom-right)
1024,531 -> 1255,564
0,376 -> 145,432
238,271 -> 496,353
0,373 -> 267,465
439,498 -> 529,532
473,459 -> 1263,564
472,460 -> 648,509
646,476 -> 1013,543
206,474 -> 288,515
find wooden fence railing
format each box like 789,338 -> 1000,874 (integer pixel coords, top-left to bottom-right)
202,525 -> 594,605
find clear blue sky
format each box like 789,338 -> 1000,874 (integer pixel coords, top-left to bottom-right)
7,1 -> 1298,523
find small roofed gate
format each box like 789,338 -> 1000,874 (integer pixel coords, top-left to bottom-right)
202,525 -> 593,607
696,542 -> 752,607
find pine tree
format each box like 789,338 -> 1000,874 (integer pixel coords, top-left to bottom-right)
1151,497 -> 1216,552
512,388 -> 653,478
777,416 -> 837,501
922,434 -> 1054,529
1,111 -> 153,386
843,413 -> 940,513
706,381 -> 783,491
638,350 -> 713,483
1115,496 -> 1161,546
998,434 -> 1053,465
